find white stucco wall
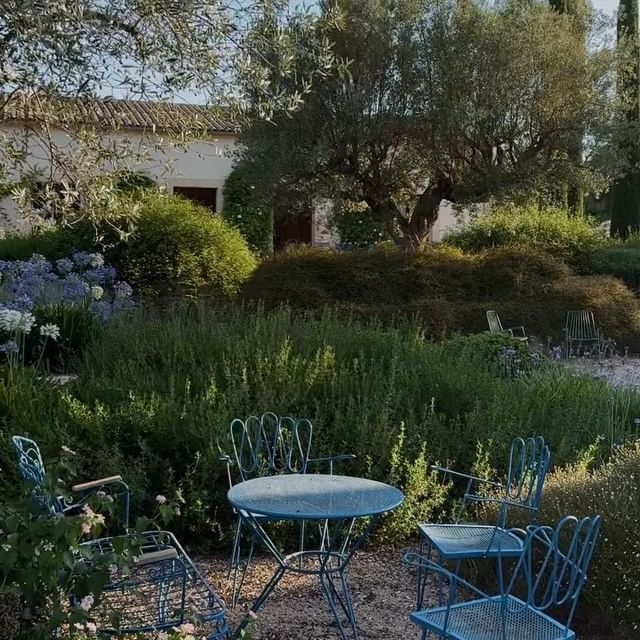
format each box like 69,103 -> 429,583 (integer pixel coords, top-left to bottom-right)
0,123 -> 238,231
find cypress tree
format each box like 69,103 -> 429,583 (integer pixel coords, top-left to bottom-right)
610,0 -> 640,238
549,0 -> 587,214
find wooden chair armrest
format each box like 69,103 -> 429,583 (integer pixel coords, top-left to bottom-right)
72,475 -> 124,492
134,548 -> 178,566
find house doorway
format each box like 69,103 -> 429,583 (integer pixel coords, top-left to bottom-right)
274,212 -> 312,249
173,186 -> 218,213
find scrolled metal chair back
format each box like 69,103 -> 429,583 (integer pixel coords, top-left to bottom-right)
510,515 -> 602,629
12,435 -> 62,513
504,436 -> 551,511
230,412 -> 313,482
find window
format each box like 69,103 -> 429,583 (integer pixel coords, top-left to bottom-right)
172,186 -> 218,213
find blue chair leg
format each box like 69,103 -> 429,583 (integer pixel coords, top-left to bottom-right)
230,532 -> 255,608
416,535 -> 433,610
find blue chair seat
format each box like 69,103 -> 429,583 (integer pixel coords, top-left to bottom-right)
410,595 -> 575,640
419,524 -> 524,559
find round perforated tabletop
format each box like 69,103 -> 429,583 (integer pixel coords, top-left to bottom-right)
228,474 -> 404,521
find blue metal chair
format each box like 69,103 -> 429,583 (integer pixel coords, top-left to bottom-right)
77,530 -> 230,639
416,436 -> 551,608
405,514 -> 602,640
220,412 -> 355,606
13,435 -> 130,529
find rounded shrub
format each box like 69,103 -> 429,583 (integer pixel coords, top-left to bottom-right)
333,199 -> 389,248
475,245 -> 572,297
110,192 -> 257,296
445,204 -> 605,264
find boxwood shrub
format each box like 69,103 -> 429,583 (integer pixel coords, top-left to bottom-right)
106,193 -> 257,296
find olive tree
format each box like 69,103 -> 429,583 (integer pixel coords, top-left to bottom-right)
0,0 -> 339,232
237,0 -> 616,249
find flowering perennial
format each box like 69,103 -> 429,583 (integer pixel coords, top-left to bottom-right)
0,252 -> 134,359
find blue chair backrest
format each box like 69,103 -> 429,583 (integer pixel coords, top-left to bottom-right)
504,436 -> 551,512
12,435 -> 63,513
229,412 -> 313,482
508,515 -> 602,630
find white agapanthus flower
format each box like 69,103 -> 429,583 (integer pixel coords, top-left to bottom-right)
40,323 -> 61,340
89,253 -> 104,268
91,285 -> 104,301
0,308 -> 35,333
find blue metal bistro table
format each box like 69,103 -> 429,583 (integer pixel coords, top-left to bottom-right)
228,473 -> 404,640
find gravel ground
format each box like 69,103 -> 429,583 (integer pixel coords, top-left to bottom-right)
564,356 -> 640,389
199,547 -> 422,640
198,548 -> 618,640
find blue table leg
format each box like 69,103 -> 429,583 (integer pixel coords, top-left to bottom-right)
231,513 -> 381,640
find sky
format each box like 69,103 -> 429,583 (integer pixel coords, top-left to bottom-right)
293,0 -> 620,13
593,0 -> 617,15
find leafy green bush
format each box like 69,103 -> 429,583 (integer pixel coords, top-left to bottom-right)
5,304 -> 640,546
444,204 -> 605,264
333,200 -> 389,248
243,245 -> 640,348
518,442 -> 640,635
583,245 -> 640,289
0,444 -> 178,640
222,169 -> 273,256
109,192 -> 257,295
0,226 -> 89,262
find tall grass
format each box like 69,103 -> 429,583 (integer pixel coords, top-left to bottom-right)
2,303 -> 639,543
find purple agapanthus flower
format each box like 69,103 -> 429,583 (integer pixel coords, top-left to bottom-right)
0,253 -> 134,325
56,258 -> 74,274
0,340 -> 19,354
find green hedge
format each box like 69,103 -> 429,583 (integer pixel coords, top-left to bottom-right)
583,245 -> 640,289
444,204 -> 605,264
221,169 -> 273,256
242,245 -> 640,349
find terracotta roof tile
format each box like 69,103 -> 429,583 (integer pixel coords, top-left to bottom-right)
1,94 -> 239,135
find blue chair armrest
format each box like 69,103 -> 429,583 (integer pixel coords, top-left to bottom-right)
464,494 -> 537,512
71,476 -> 131,529
431,466 -> 503,490
403,552 -> 492,601
308,453 -> 356,474
219,454 -> 235,489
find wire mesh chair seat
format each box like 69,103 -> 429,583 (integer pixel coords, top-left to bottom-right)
410,595 -> 575,640
416,437 -> 551,609
12,435 -> 130,529
406,515 -> 602,640
220,412 -> 355,607
77,530 -> 230,639
417,524 -> 524,560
